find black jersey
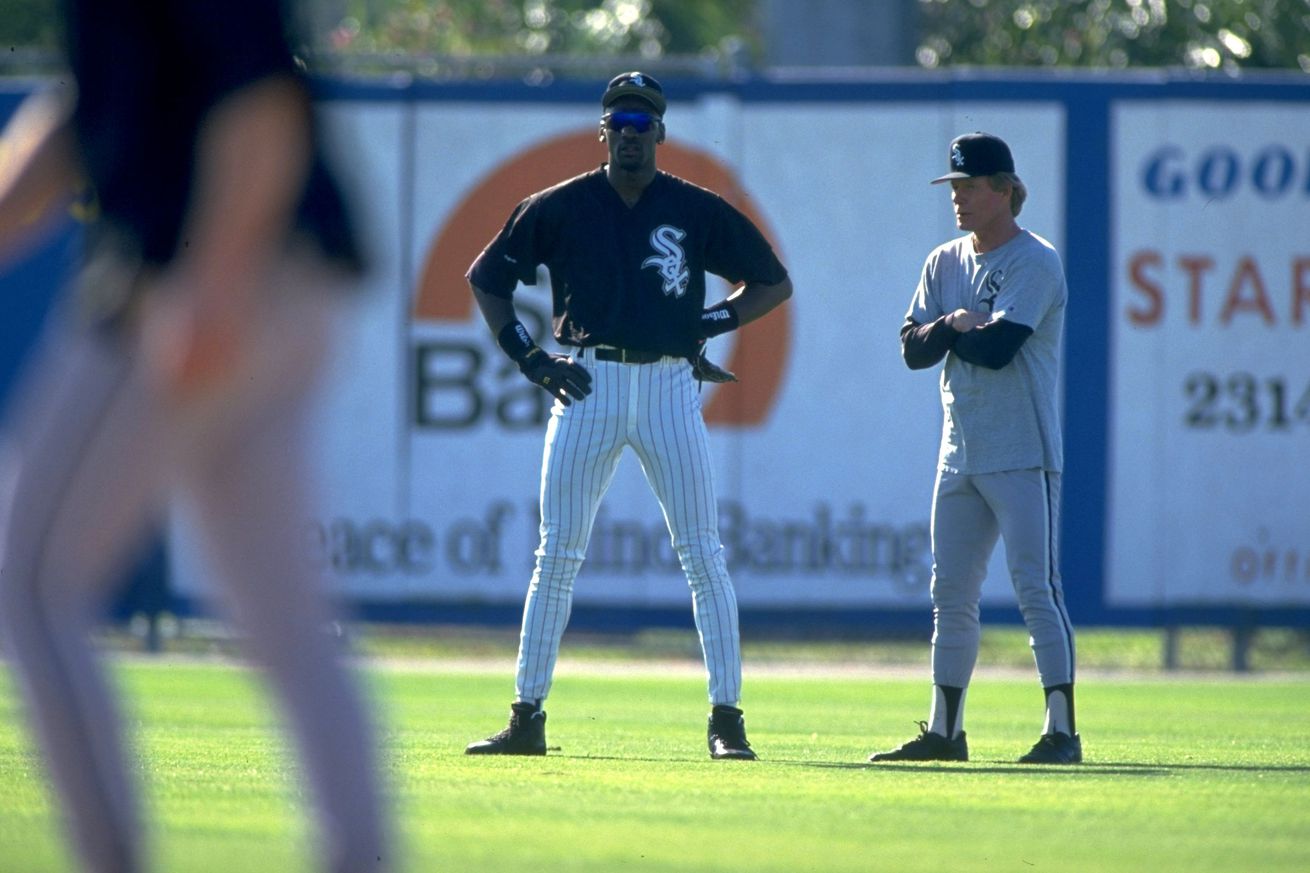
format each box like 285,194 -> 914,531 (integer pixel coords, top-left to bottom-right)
467,167 -> 788,358
61,0 -> 362,274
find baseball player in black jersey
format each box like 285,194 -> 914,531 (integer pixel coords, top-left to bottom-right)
464,72 -> 792,760
869,132 -> 1080,766
0,2 -> 389,870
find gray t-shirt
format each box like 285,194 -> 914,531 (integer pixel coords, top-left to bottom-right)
906,229 -> 1066,474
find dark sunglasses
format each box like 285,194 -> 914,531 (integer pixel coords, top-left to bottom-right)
603,111 -> 659,133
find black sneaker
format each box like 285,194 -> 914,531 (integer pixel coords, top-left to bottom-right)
465,702 -> 547,755
869,721 -> 968,762
1017,732 -> 1082,764
707,705 -> 757,760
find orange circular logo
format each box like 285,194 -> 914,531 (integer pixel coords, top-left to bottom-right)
412,131 -> 790,426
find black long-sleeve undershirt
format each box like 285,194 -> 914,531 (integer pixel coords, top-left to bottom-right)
900,316 -> 957,369
900,316 -> 1034,371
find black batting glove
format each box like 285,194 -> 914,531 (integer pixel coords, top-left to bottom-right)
519,348 -> 593,405
498,319 -> 593,405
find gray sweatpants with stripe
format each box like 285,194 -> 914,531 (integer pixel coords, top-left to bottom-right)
929,467 -> 1076,689
514,346 -> 742,707
0,260 -> 387,873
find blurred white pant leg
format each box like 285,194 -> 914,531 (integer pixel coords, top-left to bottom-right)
0,310 -> 169,873
170,266 -> 389,872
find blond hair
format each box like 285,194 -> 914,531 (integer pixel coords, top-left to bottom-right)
988,172 -> 1027,217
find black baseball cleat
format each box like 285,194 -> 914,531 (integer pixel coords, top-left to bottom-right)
465,702 -> 547,755
707,705 -> 757,760
1017,732 -> 1083,764
869,721 -> 968,762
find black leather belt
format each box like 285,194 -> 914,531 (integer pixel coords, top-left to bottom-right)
593,346 -> 664,364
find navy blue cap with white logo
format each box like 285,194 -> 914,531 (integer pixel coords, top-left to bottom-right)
931,132 -> 1015,183
602,71 -> 667,116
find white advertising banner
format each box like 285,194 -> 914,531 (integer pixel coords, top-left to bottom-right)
172,95 -> 1066,613
1107,102 -> 1310,607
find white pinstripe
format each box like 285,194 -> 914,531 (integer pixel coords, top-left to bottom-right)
515,347 -> 742,705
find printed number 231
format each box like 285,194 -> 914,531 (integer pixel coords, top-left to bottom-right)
1184,371 -> 1310,432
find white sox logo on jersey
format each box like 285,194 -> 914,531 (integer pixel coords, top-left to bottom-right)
642,224 -> 690,297
981,269 -> 1004,312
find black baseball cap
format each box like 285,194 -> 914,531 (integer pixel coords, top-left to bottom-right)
602,71 -> 666,116
931,132 -> 1015,183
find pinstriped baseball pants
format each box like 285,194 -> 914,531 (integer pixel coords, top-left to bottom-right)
514,346 -> 742,706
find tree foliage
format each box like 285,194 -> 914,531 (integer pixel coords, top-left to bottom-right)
1,0 -> 1307,74
0,0 -> 61,69
916,0 -> 1310,72
307,0 -> 1310,72
306,0 -> 760,64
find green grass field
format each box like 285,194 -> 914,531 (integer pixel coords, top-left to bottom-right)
2,632 -> 1308,872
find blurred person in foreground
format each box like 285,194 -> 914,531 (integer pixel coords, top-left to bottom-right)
0,1 -> 390,870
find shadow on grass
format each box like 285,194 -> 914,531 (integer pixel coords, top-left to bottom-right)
477,753 -> 1310,776
787,760 -> 1310,775
1072,761 -> 1310,774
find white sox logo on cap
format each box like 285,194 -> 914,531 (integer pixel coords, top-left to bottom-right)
602,71 -> 667,115
933,132 -> 1015,184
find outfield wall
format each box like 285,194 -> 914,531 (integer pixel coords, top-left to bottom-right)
2,71 -> 1307,631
